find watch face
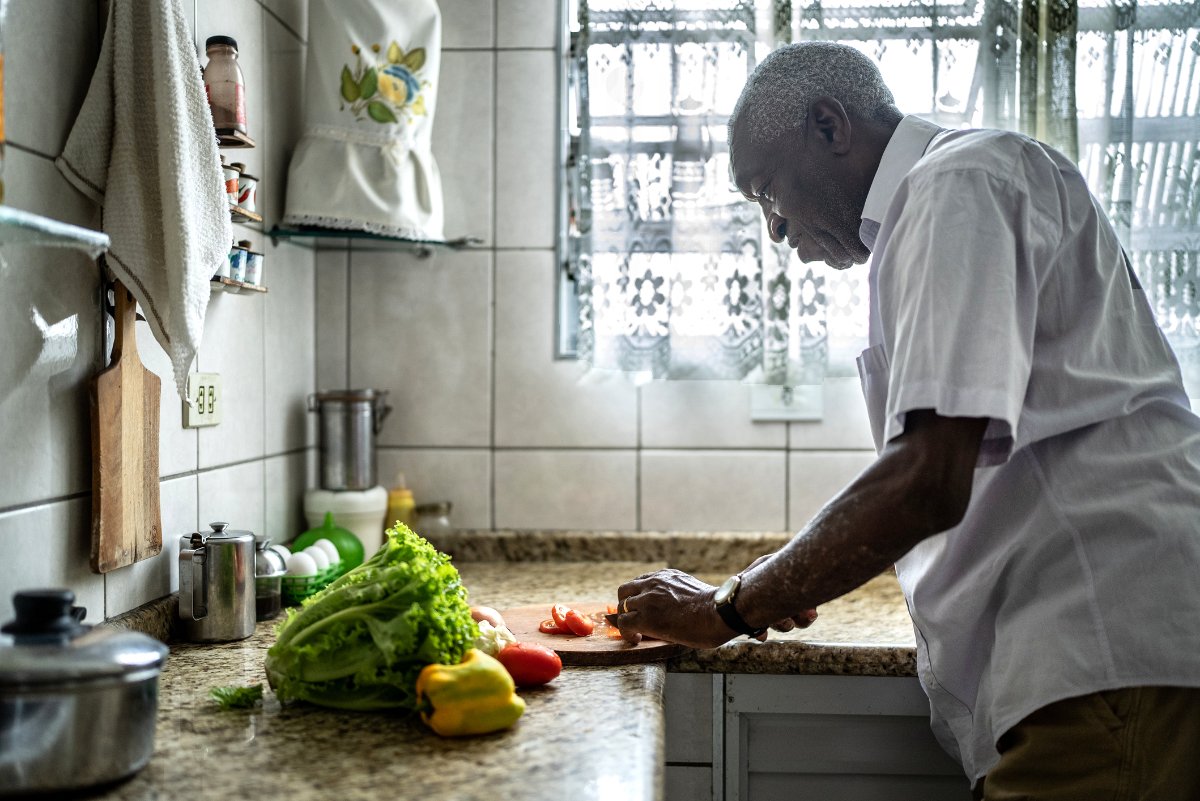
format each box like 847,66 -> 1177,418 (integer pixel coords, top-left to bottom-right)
714,574 -> 740,605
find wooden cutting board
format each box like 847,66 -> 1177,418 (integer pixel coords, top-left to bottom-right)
500,602 -> 689,666
90,279 -> 162,573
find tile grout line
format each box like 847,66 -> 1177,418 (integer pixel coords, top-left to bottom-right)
489,1 -> 498,531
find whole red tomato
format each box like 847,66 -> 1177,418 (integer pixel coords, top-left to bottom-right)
496,642 -> 562,688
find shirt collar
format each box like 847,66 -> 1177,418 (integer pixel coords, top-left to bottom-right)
859,115 -> 945,251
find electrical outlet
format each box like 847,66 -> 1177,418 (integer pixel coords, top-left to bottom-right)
183,373 -> 223,428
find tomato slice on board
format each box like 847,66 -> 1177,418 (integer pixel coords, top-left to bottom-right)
551,604 -> 572,629
538,618 -> 573,635
564,609 -> 594,636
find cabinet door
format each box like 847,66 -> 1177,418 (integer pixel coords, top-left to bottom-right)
724,675 -> 971,801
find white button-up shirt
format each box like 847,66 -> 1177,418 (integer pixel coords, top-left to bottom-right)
857,115 -> 1200,781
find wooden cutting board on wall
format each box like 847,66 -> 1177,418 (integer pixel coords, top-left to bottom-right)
90,279 -> 162,573
500,603 -> 689,666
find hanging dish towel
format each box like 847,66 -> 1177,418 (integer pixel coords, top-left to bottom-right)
282,0 -> 444,241
56,0 -> 231,400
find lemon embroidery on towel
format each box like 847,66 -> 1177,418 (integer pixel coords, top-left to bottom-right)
340,40 -> 430,124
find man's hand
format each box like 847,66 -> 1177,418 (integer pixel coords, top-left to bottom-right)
613,566 -> 818,648
613,569 -> 736,649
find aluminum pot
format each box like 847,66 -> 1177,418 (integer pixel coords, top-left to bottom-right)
0,589 -> 168,796
308,389 -> 391,491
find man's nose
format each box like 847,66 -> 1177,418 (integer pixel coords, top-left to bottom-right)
767,213 -> 787,243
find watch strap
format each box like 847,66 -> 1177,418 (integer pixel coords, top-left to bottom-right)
715,576 -> 767,637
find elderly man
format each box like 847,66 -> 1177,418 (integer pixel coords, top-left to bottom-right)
614,42 -> 1200,798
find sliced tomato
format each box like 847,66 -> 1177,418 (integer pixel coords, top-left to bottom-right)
564,608 -> 594,636
606,603 -> 619,615
606,623 -> 625,639
538,618 -> 573,635
550,604 -> 571,629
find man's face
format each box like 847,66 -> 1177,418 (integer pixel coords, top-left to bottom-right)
732,126 -> 871,270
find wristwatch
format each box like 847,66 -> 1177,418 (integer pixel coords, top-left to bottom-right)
713,573 -> 767,638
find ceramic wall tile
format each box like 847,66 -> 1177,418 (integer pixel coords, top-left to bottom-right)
439,0 -> 495,49
495,50 -> 557,249
263,240 -> 316,454
135,323 -> 198,478
262,0 -> 307,41
0,151 -> 103,509
4,1 -> 101,157
348,248 -> 492,447
378,448 -> 492,530
788,377 -> 875,450
434,51 -> 495,246
641,451 -> 787,531
314,249 -> 349,391
495,251 -> 638,447
787,451 -> 876,530
197,461 -> 266,542
0,498 -> 104,626
197,286 -> 267,468
493,450 -> 637,530
497,0 -> 560,48
103,476 -> 198,616
262,9 -> 308,230
265,452 -> 309,547
641,382 -> 787,449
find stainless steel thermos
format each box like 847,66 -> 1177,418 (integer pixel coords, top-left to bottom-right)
178,522 -> 256,642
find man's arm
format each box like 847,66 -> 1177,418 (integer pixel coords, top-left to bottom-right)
614,410 -> 988,648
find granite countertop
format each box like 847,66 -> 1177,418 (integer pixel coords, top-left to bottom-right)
104,562 -> 667,801
101,542 -> 916,801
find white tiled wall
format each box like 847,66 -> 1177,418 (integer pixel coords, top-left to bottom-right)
340,2 -> 876,532
0,0 -> 315,625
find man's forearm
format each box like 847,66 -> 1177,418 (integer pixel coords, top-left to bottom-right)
735,412 -> 987,628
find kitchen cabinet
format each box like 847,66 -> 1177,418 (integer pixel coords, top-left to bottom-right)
665,672 -> 972,801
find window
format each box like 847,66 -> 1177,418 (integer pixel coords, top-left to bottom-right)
559,0 -> 1200,396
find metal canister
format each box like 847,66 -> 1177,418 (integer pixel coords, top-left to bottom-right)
308,389 -> 392,491
177,522 -> 256,642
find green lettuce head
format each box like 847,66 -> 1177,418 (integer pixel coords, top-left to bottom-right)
264,524 -> 478,711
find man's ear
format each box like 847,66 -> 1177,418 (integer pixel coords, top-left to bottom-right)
807,96 -> 852,155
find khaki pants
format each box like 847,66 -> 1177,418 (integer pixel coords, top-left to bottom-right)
972,687 -> 1200,801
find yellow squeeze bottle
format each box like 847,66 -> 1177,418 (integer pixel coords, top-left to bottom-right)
387,472 -> 416,530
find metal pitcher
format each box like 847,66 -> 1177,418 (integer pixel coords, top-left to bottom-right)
177,522 -> 255,642
308,389 -> 392,491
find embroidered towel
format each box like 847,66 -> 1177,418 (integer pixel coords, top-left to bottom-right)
282,0 -> 444,240
56,0 -> 230,400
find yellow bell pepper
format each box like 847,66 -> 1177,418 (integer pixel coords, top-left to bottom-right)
416,648 -> 526,737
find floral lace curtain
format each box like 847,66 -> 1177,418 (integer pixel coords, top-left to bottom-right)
567,0 -> 1200,393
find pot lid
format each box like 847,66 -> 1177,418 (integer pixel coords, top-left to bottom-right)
0,590 -> 168,688
191,521 -> 255,545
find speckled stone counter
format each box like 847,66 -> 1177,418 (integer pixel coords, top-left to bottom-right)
100,538 -> 918,800
103,562 -> 667,801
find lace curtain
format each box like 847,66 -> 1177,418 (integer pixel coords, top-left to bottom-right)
567,0 -> 1200,393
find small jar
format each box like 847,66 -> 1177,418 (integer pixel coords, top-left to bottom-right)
221,159 -> 241,206
237,171 -> 258,212
228,241 -> 248,282
244,248 -> 264,285
203,35 -> 247,133
415,501 -> 453,536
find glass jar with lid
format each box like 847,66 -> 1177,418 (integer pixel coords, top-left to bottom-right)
414,501 -> 453,537
203,35 -> 247,133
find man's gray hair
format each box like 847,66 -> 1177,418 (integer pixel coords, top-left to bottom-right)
729,42 -> 897,156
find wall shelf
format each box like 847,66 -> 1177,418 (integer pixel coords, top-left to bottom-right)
211,276 -> 267,294
0,205 -> 109,256
268,225 -> 482,255
231,205 -> 262,224
217,129 -> 256,148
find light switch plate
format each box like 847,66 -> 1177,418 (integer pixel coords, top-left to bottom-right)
749,384 -> 823,422
183,372 -> 222,428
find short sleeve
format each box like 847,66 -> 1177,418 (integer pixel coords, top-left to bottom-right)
874,167 -> 1047,465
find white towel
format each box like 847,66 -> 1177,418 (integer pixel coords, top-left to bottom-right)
56,0 -> 231,400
